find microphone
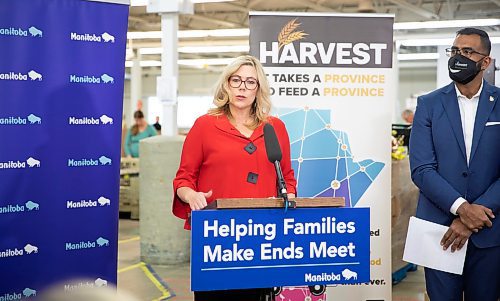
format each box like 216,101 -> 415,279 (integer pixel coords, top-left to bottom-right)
264,123 -> 294,209
264,123 -> 282,162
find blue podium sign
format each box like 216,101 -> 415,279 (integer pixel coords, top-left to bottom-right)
191,207 -> 370,291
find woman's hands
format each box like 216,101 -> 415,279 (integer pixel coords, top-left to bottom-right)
177,187 -> 213,211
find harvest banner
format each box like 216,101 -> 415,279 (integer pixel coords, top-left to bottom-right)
250,12 -> 394,300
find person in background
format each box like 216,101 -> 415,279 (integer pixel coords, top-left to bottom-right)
172,55 -> 297,301
153,115 -> 162,135
124,110 -> 157,158
409,28 -> 499,301
401,109 -> 414,124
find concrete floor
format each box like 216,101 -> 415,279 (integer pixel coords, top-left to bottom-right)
117,219 -> 426,301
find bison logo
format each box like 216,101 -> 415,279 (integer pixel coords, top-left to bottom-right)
28,70 -> 42,81
27,114 -> 42,124
101,73 -> 114,84
28,26 -> 43,37
95,278 -> 108,287
101,32 -> 115,43
25,201 -> 40,211
99,156 -> 112,165
98,196 -> 111,206
99,114 -> 113,125
23,288 -> 37,297
342,268 -> 357,280
26,157 -> 41,168
24,244 -> 39,254
96,237 -> 109,247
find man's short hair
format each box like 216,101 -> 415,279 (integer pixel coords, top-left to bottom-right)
456,27 -> 491,55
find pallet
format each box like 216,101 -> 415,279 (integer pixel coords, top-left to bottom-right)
392,263 -> 418,285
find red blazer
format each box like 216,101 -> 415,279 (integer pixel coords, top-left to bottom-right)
172,114 -> 297,229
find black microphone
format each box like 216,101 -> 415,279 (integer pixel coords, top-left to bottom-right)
264,123 -> 282,162
264,123 -> 294,208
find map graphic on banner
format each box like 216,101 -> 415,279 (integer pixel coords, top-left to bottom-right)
275,107 -> 385,207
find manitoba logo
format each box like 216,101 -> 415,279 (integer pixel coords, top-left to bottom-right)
67,155 -> 112,167
0,200 -> 40,214
65,237 -> 109,251
0,25 -> 42,38
0,70 -> 42,81
69,73 -> 114,84
64,278 -> 108,291
0,157 -> 40,169
68,114 -> 113,125
0,243 -> 39,258
66,196 -> 111,209
278,18 -> 308,50
1,288 -> 37,300
70,31 -> 115,43
0,113 -> 42,125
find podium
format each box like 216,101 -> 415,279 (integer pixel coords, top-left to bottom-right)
207,197 -> 345,209
190,196 -> 371,293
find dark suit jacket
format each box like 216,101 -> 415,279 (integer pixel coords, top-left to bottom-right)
409,80 -> 500,248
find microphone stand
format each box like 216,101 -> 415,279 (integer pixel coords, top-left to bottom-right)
273,161 -> 296,210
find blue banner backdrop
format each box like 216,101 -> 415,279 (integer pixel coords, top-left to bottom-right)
191,207 -> 370,291
0,0 -> 129,296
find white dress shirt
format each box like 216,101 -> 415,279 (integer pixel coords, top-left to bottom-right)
450,82 -> 483,215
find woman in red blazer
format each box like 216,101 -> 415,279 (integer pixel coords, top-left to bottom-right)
173,55 -> 297,301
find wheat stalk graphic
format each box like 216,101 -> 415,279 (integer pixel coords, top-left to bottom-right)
278,18 -> 308,49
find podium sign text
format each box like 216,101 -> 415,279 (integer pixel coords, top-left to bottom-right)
191,207 -> 370,291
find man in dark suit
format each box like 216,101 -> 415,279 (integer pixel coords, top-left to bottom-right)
410,28 -> 500,301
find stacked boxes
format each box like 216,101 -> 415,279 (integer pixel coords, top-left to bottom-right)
120,158 -> 140,219
391,158 -> 419,274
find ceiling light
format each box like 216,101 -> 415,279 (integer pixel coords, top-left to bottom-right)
199,28 -> 249,37
125,60 -> 162,67
178,58 -> 234,66
397,53 -> 440,61
139,45 -> 249,54
130,0 -> 147,6
399,38 -> 454,46
125,58 -> 235,68
127,31 -> 162,39
180,45 -> 248,53
394,18 -> 500,30
399,36 -> 500,46
138,47 -> 163,55
131,0 -> 235,6
128,28 -> 249,40
177,28 -> 248,38
191,0 -> 236,3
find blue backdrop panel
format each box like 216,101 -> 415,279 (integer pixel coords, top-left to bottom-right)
0,0 -> 129,296
191,207 -> 370,291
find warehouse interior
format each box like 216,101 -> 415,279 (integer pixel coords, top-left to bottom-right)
116,1 -> 500,300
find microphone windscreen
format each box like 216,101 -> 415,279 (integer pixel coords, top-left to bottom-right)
264,123 -> 282,162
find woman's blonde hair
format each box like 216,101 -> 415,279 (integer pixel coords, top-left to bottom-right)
208,55 -> 271,129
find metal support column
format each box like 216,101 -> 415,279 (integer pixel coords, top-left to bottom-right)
159,13 -> 178,136
130,50 -> 142,126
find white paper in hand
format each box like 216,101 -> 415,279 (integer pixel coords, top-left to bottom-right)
403,216 -> 468,275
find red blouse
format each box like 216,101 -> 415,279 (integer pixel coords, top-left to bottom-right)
172,114 -> 297,229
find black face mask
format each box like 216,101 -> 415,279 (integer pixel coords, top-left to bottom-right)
448,54 -> 484,85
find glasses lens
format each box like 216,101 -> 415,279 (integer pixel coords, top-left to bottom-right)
245,79 -> 257,89
229,76 -> 241,88
462,48 -> 474,56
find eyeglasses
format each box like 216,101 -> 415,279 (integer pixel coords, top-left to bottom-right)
228,75 -> 259,90
445,47 -> 488,58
